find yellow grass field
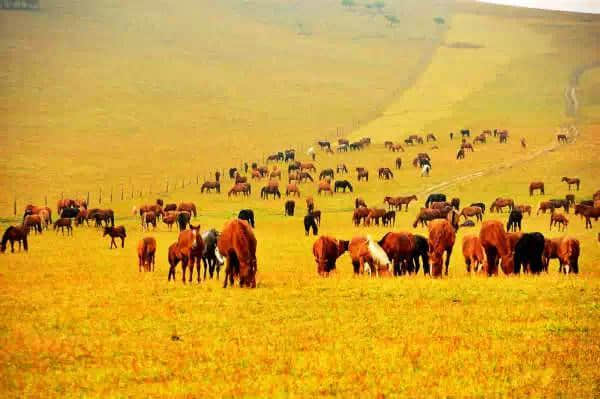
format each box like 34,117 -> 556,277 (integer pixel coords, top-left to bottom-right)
1,0 -> 600,397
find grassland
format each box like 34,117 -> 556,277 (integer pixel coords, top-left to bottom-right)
1,0 -> 600,397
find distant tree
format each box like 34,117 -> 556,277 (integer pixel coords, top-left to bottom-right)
366,1 -> 385,10
434,17 -> 445,24
341,0 -> 355,7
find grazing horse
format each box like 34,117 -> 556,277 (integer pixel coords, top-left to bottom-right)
390,144 -> 404,152
228,182 -> 251,197
461,129 -> 470,138
1,226 -> 29,253
378,168 -> 393,180
514,233 -> 545,274
53,218 -> 73,235
498,131 -> 508,143
261,184 -> 281,199
412,207 -> 452,228
365,208 -> 386,226
319,169 -> 334,180
479,220 -> 512,276
561,177 -> 580,191
529,181 -> 545,196
461,143 -> 474,152
219,219 -> 257,288
88,208 -> 115,227
285,200 -> 295,216
395,157 -> 402,169
24,205 -> 52,223
201,181 -> 220,193
334,180 -> 353,193
318,141 -> 331,150
537,201 -> 555,215
60,207 -> 79,219
103,226 -> 126,249
378,232 -> 415,276
579,206 -> 600,229
427,219 -> 455,277
357,170 -> 368,182
549,198 -> 570,213
384,195 -> 417,211
462,235 -> 485,273
550,213 -> 569,231
565,194 -> 576,207
317,181 -> 333,195
459,206 -> 483,222
312,236 -> 349,276
337,164 -> 348,174
515,204 -> 532,216
137,237 -> 157,272
456,149 -> 465,159
349,236 -> 392,276
286,183 -> 300,197
24,215 -> 43,234
427,133 -> 437,142
304,213 -> 319,236
426,193 -> 446,208
383,211 -> 396,227
506,209 -> 523,232
238,209 -> 255,228
300,162 -> 316,172
298,172 -> 314,183
353,207 -> 370,226
235,173 -> 248,184
410,235 -> 429,274
164,203 -> 177,212
490,198 -> 514,213
177,203 -> 197,217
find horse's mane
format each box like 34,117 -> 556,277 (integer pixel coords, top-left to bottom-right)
378,232 -> 392,246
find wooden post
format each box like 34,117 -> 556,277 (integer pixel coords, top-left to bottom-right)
166,180 -> 169,193
44,196 -> 47,207
99,188 -> 102,204
13,198 -> 16,216
121,185 -> 124,201
182,179 -> 185,189
131,185 -> 134,200
87,191 -> 90,206
110,187 -> 113,202
196,175 -> 199,184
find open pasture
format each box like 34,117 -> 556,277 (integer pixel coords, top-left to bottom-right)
1,0 -> 600,397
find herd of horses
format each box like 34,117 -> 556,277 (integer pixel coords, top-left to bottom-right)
1,127 -> 596,287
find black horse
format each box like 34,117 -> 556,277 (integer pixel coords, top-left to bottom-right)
229,168 -> 238,179
506,209 -> 523,232
60,207 -> 80,218
514,233 -> 545,274
238,209 -> 255,228
304,214 -> 318,236
334,180 -> 353,193
411,235 -> 429,275
319,169 -> 334,180
461,129 -> 470,138
285,200 -> 295,216
261,186 -> 281,199
425,193 -> 446,207
177,212 -> 191,231
284,150 -> 295,162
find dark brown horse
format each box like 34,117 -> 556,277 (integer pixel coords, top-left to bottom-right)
24,215 -> 43,234
529,181 -> 545,196
53,218 -> 73,235
137,237 -> 157,272
1,226 -> 29,252
177,202 -> 197,217
561,177 -> 580,191
312,236 -> 349,276
103,226 -> 126,249
384,195 -> 417,211
201,181 -> 220,193
228,183 -> 251,197
378,232 -> 415,275
490,198 -> 514,213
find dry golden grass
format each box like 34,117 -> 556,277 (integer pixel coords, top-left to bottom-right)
1,0 -> 600,397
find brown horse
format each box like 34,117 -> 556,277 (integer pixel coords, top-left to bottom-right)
479,220 -> 512,276
1,226 -> 29,252
459,206 -> 483,223
141,211 -> 157,231
228,183 -> 251,197
137,237 -> 157,272
135,204 -> 163,219
201,181 -> 220,193
490,198 -> 514,213
170,224 -> 204,283
353,207 -> 370,226
355,197 -> 367,209
395,157 -> 402,169
317,181 -> 333,195
378,168 -> 393,180
24,205 -> 52,223
312,236 -> 349,276
162,213 -> 177,231
365,208 -> 386,226
384,195 -> 417,211
24,215 -> 43,234
286,183 -> 300,197
349,236 -> 392,276
88,208 -> 115,227
537,201 -> 555,215
164,203 -> 177,212
357,170 -> 368,182
53,218 -> 73,235
412,207 -> 452,228
300,162 -> 317,172
427,219 -> 455,277
550,213 -> 568,231
390,144 -> 404,152
177,202 -> 197,217
103,226 -> 126,249
462,235 -> 484,273
561,177 -> 580,191
529,181 -> 545,196
515,204 -> 532,216
461,143 -> 474,152
235,173 -> 248,184
378,232 -> 415,275
558,237 -> 580,274
219,219 -> 257,288
557,134 -> 567,143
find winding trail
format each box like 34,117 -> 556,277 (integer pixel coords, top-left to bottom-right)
416,64 -> 594,197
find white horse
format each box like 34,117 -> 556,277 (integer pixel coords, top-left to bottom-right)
364,235 -> 392,276
421,164 -> 431,177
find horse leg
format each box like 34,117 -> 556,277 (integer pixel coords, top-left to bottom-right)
444,248 -> 452,276
181,257 -> 188,284
110,237 -> 116,249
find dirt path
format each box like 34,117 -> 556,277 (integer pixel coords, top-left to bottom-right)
416,64 -> 594,197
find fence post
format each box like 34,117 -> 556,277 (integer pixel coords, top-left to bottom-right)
121,185 -> 124,201
87,192 -> 90,206
13,198 -> 17,216
131,185 -> 134,200
182,179 -> 185,189
44,195 -> 47,207
110,187 -> 113,203
99,188 -> 102,204
166,180 -> 169,193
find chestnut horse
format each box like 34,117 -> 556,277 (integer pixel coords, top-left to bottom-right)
349,236 -> 392,276
219,219 -> 257,288
479,220 -> 512,276
561,177 -> 580,191
462,235 -> 484,273
384,195 -> 417,211
312,236 -> 349,276
529,181 -> 545,196
137,237 -> 157,272
378,231 -> 415,275
427,219 -> 455,277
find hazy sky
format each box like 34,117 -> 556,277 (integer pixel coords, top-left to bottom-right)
479,0 -> 600,14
